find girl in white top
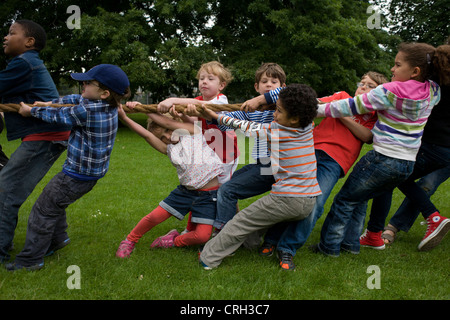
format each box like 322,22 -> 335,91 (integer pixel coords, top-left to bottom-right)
116,103 -> 223,258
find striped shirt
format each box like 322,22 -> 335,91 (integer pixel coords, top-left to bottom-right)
317,80 -> 441,161
217,114 -> 321,197
31,94 -> 118,179
216,110 -> 274,160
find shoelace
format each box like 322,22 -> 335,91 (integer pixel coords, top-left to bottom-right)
360,229 -> 369,239
279,252 -> 292,263
420,219 -> 433,236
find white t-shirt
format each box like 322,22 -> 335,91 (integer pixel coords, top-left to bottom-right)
167,124 -> 224,190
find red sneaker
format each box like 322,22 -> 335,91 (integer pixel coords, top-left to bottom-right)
418,212 -> 450,251
360,229 -> 385,250
116,240 -> 136,258
150,229 -> 180,248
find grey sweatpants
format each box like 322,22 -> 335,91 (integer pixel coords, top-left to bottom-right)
200,194 -> 316,268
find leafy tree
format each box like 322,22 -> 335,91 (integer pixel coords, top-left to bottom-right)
1,0 -> 398,102
381,0 -> 450,47
207,0 -> 396,98
0,0 -> 131,86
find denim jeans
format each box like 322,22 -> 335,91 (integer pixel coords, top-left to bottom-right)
214,159 -> 274,229
14,172 -> 97,266
0,140 -> 66,262
366,141 -> 450,233
264,150 -> 343,255
318,150 -> 414,256
389,146 -> 450,232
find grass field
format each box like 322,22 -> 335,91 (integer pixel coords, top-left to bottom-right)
0,114 -> 449,301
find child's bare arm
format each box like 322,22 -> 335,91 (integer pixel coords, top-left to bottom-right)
148,112 -> 196,135
120,104 -> 168,154
240,95 -> 267,112
157,97 -> 205,114
339,117 -> 373,143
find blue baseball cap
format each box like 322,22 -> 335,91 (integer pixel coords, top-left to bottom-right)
71,64 -> 130,95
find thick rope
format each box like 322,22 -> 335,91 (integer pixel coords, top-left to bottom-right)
0,103 -> 244,113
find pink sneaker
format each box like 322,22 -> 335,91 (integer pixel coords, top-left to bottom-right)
116,240 -> 136,258
418,212 -> 450,251
360,229 -> 385,250
151,229 -> 180,248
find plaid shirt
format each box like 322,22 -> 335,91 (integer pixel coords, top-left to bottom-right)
31,94 -> 118,179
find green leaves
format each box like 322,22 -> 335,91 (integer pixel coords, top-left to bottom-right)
1,0 -> 399,101
385,0 -> 449,47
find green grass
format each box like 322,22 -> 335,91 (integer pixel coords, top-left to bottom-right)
0,114 -> 449,300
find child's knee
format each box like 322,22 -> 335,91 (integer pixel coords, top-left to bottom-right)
196,228 -> 213,243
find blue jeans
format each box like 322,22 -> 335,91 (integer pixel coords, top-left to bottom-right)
318,150 -> 414,256
264,150 -> 343,255
214,160 -> 274,229
14,172 -> 96,266
160,185 -> 218,226
389,152 -> 450,232
0,140 -> 66,262
367,141 -> 450,232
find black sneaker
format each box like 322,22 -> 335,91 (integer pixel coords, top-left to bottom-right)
45,238 -> 71,257
5,261 -> 44,271
277,251 -> 295,271
258,242 -> 275,257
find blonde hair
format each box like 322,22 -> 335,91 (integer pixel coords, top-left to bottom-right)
362,71 -> 389,85
255,63 -> 286,84
196,61 -> 233,86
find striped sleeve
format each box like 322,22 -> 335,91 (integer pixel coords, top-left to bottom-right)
269,123 -> 321,197
264,87 -> 285,105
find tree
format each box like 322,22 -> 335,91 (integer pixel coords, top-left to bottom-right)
381,0 -> 450,47
0,0 -> 131,86
1,0 -> 398,101
207,0 -> 395,98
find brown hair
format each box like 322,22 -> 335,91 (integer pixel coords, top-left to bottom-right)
255,63 -> 287,84
432,44 -> 450,86
98,84 -> 131,107
398,42 -> 450,85
362,71 -> 388,85
147,119 -> 163,134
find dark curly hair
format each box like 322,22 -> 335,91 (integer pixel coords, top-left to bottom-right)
278,84 -> 318,128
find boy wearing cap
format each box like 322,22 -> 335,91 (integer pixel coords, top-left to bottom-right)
5,64 -> 130,271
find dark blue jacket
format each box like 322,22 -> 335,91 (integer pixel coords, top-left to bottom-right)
0,50 -> 71,141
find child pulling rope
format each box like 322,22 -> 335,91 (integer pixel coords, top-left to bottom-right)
0,103 -> 246,113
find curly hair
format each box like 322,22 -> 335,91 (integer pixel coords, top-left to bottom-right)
278,84 -> 318,128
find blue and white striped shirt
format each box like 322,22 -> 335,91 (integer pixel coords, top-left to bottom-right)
215,109 -> 274,160
31,94 -> 118,180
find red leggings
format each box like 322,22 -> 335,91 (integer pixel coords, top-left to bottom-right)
126,206 -> 212,247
